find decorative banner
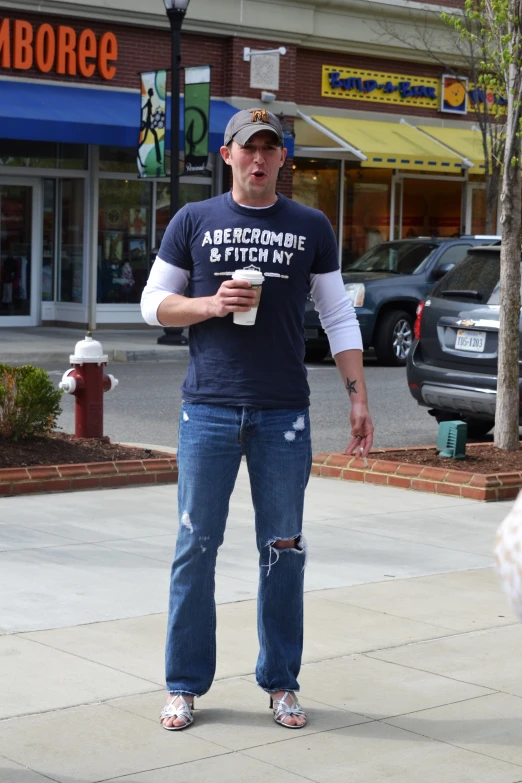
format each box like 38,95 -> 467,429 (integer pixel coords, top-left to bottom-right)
137,70 -> 167,178
322,65 -> 439,108
184,65 -> 211,174
441,75 -> 468,114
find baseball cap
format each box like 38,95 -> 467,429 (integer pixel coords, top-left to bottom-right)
224,108 -> 284,147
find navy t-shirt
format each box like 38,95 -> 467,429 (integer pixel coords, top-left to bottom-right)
158,191 -> 339,408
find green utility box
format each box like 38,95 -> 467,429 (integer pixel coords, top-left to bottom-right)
437,421 -> 467,459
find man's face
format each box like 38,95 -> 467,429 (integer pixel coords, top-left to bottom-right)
220,130 -> 287,206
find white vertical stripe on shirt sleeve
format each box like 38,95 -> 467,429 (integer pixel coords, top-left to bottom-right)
140,257 -> 191,326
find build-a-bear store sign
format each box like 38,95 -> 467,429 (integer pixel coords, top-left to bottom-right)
322,66 -> 507,116
441,74 -> 507,114
0,18 -> 118,79
322,65 -> 439,108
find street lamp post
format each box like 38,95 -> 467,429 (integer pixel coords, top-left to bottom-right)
158,0 -> 190,347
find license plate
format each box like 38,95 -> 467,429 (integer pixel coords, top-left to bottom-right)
455,329 -> 486,352
305,329 -> 319,338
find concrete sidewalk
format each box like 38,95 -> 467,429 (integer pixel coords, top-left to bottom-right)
0,463 -> 520,782
0,327 -> 189,365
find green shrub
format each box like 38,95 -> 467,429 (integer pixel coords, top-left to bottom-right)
0,364 -> 63,440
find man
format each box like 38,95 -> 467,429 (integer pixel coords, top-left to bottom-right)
141,108 -> 374,731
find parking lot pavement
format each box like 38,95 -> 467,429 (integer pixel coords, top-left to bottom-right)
0,326 -> 188,364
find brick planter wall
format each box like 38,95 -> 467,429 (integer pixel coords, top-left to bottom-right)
0,455 -> 178,498
311,451 -> 522,502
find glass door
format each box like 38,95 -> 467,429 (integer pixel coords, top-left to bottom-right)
0,178 -> 41,325
466,182 -> 499,236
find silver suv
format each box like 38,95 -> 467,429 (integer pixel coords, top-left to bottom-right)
406,245 -> 519,439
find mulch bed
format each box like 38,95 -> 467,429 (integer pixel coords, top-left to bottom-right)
2,433 -> 519,474
0,431 -> 161,469
375,443 -> 522,474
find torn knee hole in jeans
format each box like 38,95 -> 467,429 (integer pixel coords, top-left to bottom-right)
263,534 -> 307,576
180,511 -> 193,533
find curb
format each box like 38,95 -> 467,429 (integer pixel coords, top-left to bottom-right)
311,448 -> 521,502
0,453 -> 178,498
0,348 -> 190,365
113,348 -> 189,363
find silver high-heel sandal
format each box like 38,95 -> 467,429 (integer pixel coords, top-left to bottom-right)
160,694 -> 195,731
269,691 -> 307,728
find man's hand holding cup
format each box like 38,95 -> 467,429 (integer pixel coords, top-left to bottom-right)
209,267 -> 265,325
210,279 -> 257,318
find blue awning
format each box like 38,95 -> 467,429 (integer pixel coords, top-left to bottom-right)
0,80 -> 294,156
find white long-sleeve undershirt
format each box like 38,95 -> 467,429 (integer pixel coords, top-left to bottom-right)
141,257 -> 363,356
309,271 -> 363,355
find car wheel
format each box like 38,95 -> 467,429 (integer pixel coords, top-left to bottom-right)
433,413 -> 493,439
304,346 -> 329,363
374,309 -> 414,366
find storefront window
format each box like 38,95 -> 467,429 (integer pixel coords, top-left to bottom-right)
342,168 -> 391,269
59,180 -> 85,303
401,178 -> 463,239
155,180 -> 212,248
0,140 -> 87,169
42,181 -> 56,302
98,179 -> 152,304
99,147 -> 138,174
292,159 -> 339,236
471,187 -> 498,234
0,184 -> 32,316
99,148 -> 187,176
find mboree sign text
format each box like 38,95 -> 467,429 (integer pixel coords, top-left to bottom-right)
0,18 -> 118,80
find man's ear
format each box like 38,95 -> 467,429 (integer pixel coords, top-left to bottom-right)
220,145 -> 232,166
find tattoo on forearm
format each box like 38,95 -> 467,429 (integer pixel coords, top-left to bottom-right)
346,378 -> 358,395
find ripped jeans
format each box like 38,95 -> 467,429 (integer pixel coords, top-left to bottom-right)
165,403 -> 312,697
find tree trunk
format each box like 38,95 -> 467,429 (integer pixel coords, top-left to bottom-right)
485,167 -> 501,234
495,63 -> 521,451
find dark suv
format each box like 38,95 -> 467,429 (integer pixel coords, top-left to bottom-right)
304,236 -> 500,365
407,245 -> 521,439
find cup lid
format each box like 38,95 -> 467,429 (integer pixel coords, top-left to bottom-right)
232,265 -> 264,283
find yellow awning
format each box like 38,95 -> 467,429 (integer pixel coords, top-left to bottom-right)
294,117 -> 341,148
310,116 -> 467,172
418,126 -> 485,170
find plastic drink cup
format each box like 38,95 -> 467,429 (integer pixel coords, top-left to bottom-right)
232,267 -> 264,326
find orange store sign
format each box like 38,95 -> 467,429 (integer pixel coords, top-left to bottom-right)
0,18 -> 118,80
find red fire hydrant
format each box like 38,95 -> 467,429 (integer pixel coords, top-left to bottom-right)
59,333 -> 119,440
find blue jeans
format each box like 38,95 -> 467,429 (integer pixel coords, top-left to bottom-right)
166,403 -> 312,697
